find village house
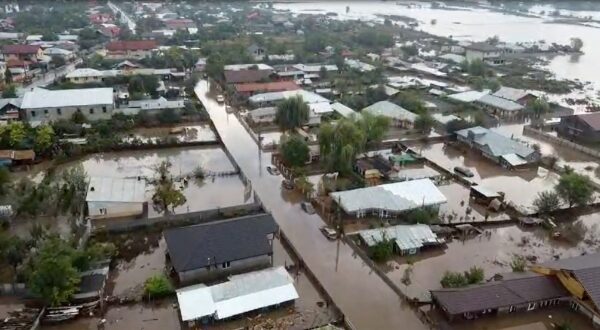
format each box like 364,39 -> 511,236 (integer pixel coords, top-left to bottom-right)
463,42 -> 505,65
247,44 -> 266,61
176,266 -> 298,325
0,97 -> 22,123
21,87 -> 115,122
455,126 -> 540,169
248,89 -> 332,126
194,58 -> 206,72
72,263 -> 110,304
85,177 -> 147,220
0,149 -> 35,167
119,97 -> 184,116
97,23 -> 121,38
492,86 -> 537,106
329,178 -> 447,219
105,40 -> 158,60
65,68 -> 113,84
358,224 -> 445,256
556,112 -> 600,143
1,44 -> 43,62
234,81 -> 299,98
164,214 -> 278,283
475,94 -> 524,119
363,101 -> 417,128
223,63 -> 274,84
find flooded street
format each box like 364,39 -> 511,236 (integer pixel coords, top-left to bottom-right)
196,80 -> 427,329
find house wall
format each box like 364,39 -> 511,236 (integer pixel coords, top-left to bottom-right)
106,49 -> 153,60
68,75 -> 105,84
177,253 -> 272,284
26,103 -> 114,122
557,116 -> 600,143
87,201 -> 144,219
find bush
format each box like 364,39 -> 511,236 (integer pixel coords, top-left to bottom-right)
370,236 -> 394,262
510,255 -> 527,272
440,271 -> 468,288
144,274 -> 174,299
464,266 -> 484,284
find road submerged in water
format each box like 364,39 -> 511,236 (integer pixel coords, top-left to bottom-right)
195,80 -> 427,330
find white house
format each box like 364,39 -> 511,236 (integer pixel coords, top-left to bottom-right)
86,177 -> 147,219
21,87 -> 115,122
464,42 -> 504,65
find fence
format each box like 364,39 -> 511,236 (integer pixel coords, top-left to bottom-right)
524,126 -> 600,159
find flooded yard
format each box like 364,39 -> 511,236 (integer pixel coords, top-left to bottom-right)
123,124 -> 217,144
437,182 -> 509,224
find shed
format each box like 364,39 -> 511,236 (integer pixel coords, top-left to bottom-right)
85,177 -> 146,219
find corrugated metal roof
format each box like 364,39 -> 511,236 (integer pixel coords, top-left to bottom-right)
85,177 -> 146,203
331,102 -> 359,118
492,86 -> 531,102
22,87 -> 114,109
448,90 -> 489,103
456,126 -> 535,159
476,94 -> 524,112
363,101 -> 417,123
176,267 -> 298,321
249,89 -> 330,105
501,153 -> 528,166
330,179 -> 447,214
358,224 -> 440,250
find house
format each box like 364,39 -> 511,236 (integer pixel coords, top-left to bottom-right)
98,23 -> 121,38
331,102 -> 359,119
363,101 -> 417,128
354,155 -> 393,185
176,266 -> 298,324
557,112 -> 600,143
492,86 -> 537,106
345,58 -> 376,72
164,19 -> 197,31
223,63 -> 274,84
85,177 -> 147,220
431,272 -> 570,322
248,89 -> 331,126
89,13 -> 113,24
43,47 -> 74,61
358,224 -> 445,256
0,97 -> 22,122
72,263 -> 110,303
455,126 -> 540,168
194,58 -> 206,72
234,81 -> 299,97
247,106 -> 277,124
329,179 -> 447,218
247,44 -> 266,61
22,87 -> 115,122
105,40 -> 158,60
164,214 -> 278,283
463,42 -> 504,65
474,94 -> 525,119
293,63 -> 338,73
119,97 -> 185,115
66,68 -> 114,84
0,150 -> 35,167
1,44 -> 42,62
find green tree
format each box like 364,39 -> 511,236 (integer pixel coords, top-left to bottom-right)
440,271 -> 468,288
570,37 -> 583,52
555,173 -> 594,208
280,134 -> 309,167
358,112 -> 390,144
445,119 -> 474,134
144,274 -> 174,299
510,255 -> 527,272
28,237 -> 80,306
467,59 -> 485,76
464,266 -> 484,284
393,91 -> 425,114
51,55 -> 66,67
42,32 -> 58,41
0,167 -> 10,196
206,55 -> 225,80
319,118 -> 366,175
152,161 -> 187,213
533,190 -> 561,215
370,233 -> 394,262
1,84 -> 17,98
34,125 -> 55,155
275,96 -> 309,131
8,122 -> 26,148
414,113 -> 435,134
71,112 -> 87,124
4,70 -> 13,84
527,96 -> 550,119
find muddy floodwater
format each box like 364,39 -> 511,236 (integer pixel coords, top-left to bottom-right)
124,124 -> 217,144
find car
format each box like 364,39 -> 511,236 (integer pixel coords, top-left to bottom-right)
266,166 -> 280,175
216,94 -> 225,103
320,226 -> 338,240
454,166 -> 474,177
301,202 -> 315,214
282,179 -> 295,190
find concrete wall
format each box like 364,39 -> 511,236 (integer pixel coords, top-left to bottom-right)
68,76 -> 105,84
524,125 -> 600,159
87,201 -> 144,219
178,254 -> 272,284
26,103 -> 114,122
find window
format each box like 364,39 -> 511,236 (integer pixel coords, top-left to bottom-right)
44,109 -> 48,114
31,111 -> 36,117
222,261 -> 231,269
57,108 -> 62,115
527,303 -> 537,311
89,108 -> 94,114
102,106 -> 107,113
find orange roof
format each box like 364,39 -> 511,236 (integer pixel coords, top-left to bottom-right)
234,81 -> 300,93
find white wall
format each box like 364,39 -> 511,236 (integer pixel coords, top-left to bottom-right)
27,103 -> 115,122
87,201 -> 144,219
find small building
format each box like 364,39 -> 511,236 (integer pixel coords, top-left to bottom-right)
1,44 -> 43,62
22,87 -> 115,122
120,97 -> 184,115
44,47 -> 74,61
330,179 -> 447,219
469,185 -> 503,206
85,177 -> 147,220
195,58 -> 206,72
247,106 -> 277,124
362,101 -> 417,128
247,44 -> 266,61
234,81 -> 299,97
464,42 -> 504,65
223,63 -> 274,84
72,263 -> 110,304
105,40 -> 158,60
475,94 -> 524,119
492,86 -> 537,106
248,89 -> 331,126
164,214 -> 278,283
0,149 -> 35,167
331,102 -> 359,119
66,68 -> 114,84
0,97 -> 22,122
176,266 -> 298,324
358,224 -> 445,256
557,112 -> 600,143
455,126 -> 540,168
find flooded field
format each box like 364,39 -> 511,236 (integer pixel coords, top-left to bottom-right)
437,182 -> 509,224
123,124 -> 217,144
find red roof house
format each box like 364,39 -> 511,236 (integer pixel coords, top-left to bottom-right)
234,81 -> 300,97
105,40 -> 158,59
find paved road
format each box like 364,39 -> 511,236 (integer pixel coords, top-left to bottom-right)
108,1 -> 136,32
195,80 -> 427,330
16,59 -> 81,96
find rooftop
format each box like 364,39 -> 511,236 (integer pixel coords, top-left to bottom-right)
464,42 -> 501,52
224,63 -> 274,71
569,112 -> 600,131
86,177 -> 146,203
106,40 -> 158,51
448,90 -> 489,103
249,89 -> 330,105
330,179 -> 447,215
358,224 -> 442,251
331,102 -> 359,118
234,81 -> 299,93
476,94 -> 524,112
21,87 -> 114,109
164,214 -> 278,272
293,63 -> 338,73
363,101 -> 418,123
492,86 -> 534,102
2,44 -> 40,54
456,126 -> 536,159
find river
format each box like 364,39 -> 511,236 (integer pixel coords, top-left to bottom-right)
274,1 -> 600,100
195,80 -> 427,330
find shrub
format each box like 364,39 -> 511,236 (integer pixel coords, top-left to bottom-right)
370,235 -> 394,262
510,255 -> 527,272
440,271 -> 468,288
144,274 -> 174,299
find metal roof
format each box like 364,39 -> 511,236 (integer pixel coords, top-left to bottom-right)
331,102 -> 359,118
358,224 -> 441,250
456,126 -> 536,159
492,86 -> 532,102
500,153 -> 528,166
176,266 -> 298,321
249,89 -> 330,105
293,63 -> 338,73
330,179 -> 447,214
224,63 -> 273,71
476,94 -> 524,112
448,90 -> 489,103
22,87 -> 114,109
363,101 -> 418,123
432,113 -> 461,125
85,177 -> 146,203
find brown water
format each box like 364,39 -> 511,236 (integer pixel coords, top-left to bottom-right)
437,182 -> 509,224
123,124 -> 217,144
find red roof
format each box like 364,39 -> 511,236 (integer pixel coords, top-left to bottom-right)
106,40 -> 158,52
2,44 -> 40,55
235,81 -> 300,93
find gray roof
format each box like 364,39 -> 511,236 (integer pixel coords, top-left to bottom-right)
456,126 -> 536,159
331,102 -> 358,118
358,224 -> 441,250
476,94 -> 524,112
464,42 -> 500,52
249,89 -> 329,105
164,214 -> 278,272
363,101 -> 418,123
492,86 -> 533,102
431,274 -> 569,315
0,97 -> 22,110
22,87 -> 114,109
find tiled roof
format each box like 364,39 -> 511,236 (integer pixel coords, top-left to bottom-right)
234,81 -> 299,93
106,40 -> 157,51
575,112 -> 600,131
2,44 -> 40,54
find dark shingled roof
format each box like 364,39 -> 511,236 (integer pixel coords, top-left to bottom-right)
431,274 -> 569,315
164,214 -> 278,273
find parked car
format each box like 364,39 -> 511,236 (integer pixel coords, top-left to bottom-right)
216,94 -> 225,103
266,166 -> 280,175
320,226 -> 338,240
454,166 -> 474,177
301,202 -> 315,214
282,179 -> 295,190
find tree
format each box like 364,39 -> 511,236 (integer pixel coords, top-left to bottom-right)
0,167 -> 10,196
570,37 -> 583,52
1,84 -> 17,98
510,255 -> 527,272
370,234 -> 394,262
152,161 -> 187,213
555,173 -> 594,208
0,232 -> 26,280
400,44 -> 418,57
393,91 -> 426,114
275,96 -> 309,131
414,113 -> 435,134
4,69 -> 12,84
28,237 -> 80,306
527,96 -> 550,119
8,122 -> 26,148
440,271 -> 468,288
51,55 -> 66,67
34,125 -> 55,155
319,118 -> 366,176
71,112 -> 87,124
42,32 -> 58,41
358,112 -> 390,144
464,266 -> 484,284
144,274 -> 174,299
533,190 -> 561,214
445,119 -> 474,134
279,134 -> 309,167
206,55 -> 225,80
